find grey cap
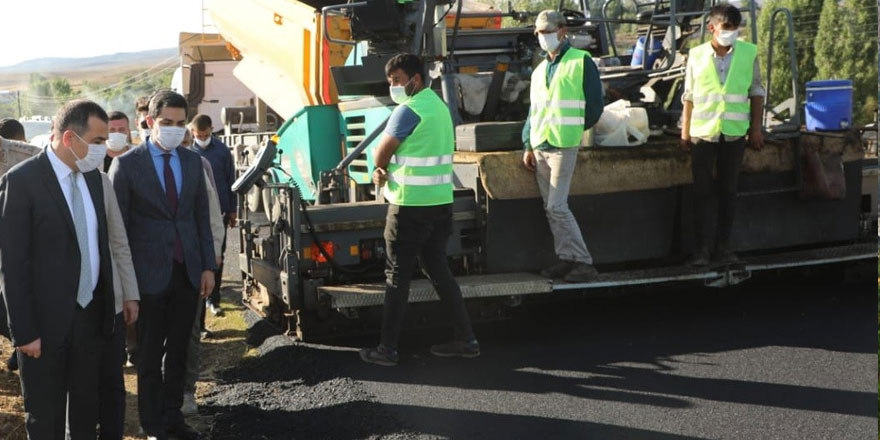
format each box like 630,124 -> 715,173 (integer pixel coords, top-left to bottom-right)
535,10 -> 565,32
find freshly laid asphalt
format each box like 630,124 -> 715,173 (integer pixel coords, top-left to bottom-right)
208,243 -> 878,439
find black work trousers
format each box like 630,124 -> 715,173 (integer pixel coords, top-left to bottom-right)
98,312 -> 126,440
137,262 -> 199,436
691,137 -> 746,251
380,204 -> 475,350
18,299 -> 106,440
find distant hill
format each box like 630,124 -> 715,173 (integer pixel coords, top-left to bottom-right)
0,48 -> 178,75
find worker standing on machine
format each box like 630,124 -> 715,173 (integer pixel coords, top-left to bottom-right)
360,54 -> 479,367
680,3 -> 764,266
522,10 -> 604,282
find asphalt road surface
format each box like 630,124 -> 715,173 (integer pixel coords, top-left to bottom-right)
209,242 -> 878,439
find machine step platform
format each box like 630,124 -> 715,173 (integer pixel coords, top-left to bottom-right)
319,243 -> 877,309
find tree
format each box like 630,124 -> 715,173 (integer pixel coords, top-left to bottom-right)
757,0 -> 823,110
814,0 -> 878,124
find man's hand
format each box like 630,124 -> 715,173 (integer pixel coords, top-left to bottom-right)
372,168 -> 388,187
522,150 -> 536,172
123,300 -> 139,325
17,338 -> 41,359
200,270 -> 215,299
680,135 -> 693,153
227,212 -> 237,228
747,127 -> 764,151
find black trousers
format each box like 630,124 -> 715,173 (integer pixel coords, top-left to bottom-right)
18,299 -> 106,440
137,262 -> 199,435
380,204 -> 475,350
98,312 -> 126,440
691,137 -> 746,251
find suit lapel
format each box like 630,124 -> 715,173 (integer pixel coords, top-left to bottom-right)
38,152 -> 76,238
138,147 -> 172,217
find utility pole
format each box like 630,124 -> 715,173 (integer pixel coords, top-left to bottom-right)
16,91 -> 21,118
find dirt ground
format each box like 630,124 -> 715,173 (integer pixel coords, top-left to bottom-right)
0,248 -> 249,439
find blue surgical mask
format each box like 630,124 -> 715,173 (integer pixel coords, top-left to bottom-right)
389,77 -> 415,104
71,132 -> 107,173
154,126 -> 186,151
715,29 -> 739,47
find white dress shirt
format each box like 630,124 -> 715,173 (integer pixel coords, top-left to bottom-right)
47,147 -> 100,294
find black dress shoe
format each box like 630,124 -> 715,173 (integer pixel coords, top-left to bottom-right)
167,421 -> 201,440
6,352 -> 17,371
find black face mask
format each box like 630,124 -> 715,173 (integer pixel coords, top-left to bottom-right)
140,120 -> 149,130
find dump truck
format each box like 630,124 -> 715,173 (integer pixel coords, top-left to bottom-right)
195,0 -> 878,340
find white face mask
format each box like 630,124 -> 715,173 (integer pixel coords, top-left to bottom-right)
71,133 -> 108,173
154,125 -> 186,151
715,29 -> 739,47
194,136 -> 211,149
106,132 -> 129,152
389,77 -> 415,105
538,31 -> 561,53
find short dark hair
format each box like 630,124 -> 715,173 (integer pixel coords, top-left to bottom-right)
135,94 -> 152,115
108,111 -> 129,123
385,54 -> 425,83
191,114 -> 212,131
0,118 -> 26,141
148,90 -> 188,120
709,3 -> 742,27
53,99 -> 109,137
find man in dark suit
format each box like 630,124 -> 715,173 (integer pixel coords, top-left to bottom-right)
109,90 -> 216,440
0,100 -> 117,439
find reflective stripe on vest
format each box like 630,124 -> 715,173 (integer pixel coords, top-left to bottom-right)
384,88 -> 455,206
529,47 -> 591,148
688,40 -> 756,139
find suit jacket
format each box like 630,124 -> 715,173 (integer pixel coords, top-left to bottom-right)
201,156 -> 225,259
108,144 -> 216,295
0,151 -> 116,347
0,136 -> 41,175
101,172 -> 140,313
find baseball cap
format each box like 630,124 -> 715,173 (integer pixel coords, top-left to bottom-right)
535,10 -> 565,33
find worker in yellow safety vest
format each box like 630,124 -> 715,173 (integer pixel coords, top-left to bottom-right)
680,3 -> 765,267
360,54 -> 479,366
522,10 -> 605,282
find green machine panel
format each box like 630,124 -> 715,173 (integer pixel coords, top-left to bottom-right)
275,105 -> 344,201
339,98 -> 395,184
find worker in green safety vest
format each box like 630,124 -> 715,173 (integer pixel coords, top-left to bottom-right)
522,10 -> 604,283
680,3 -> 765,267
360,54 -> 479,366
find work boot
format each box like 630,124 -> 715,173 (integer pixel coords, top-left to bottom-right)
687,247 -> 711,267
563,263 -> 599,283
359,345 -> 399,366
713,245 -> 739,264
6,352 -> 17,371
166,421 -> 200,440
541,260 -> 576,279
430,340 -> 481,358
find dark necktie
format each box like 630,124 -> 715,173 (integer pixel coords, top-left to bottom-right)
163,153 -> 184,263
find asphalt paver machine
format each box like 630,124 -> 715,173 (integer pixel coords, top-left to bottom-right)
203,0 -> 877,340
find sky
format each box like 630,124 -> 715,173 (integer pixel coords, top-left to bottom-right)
0,0 -> 211,67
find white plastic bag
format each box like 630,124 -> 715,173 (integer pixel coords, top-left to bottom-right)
594,100 -> 650,147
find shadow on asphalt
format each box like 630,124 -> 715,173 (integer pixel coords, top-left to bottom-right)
206,274 -> 877,439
